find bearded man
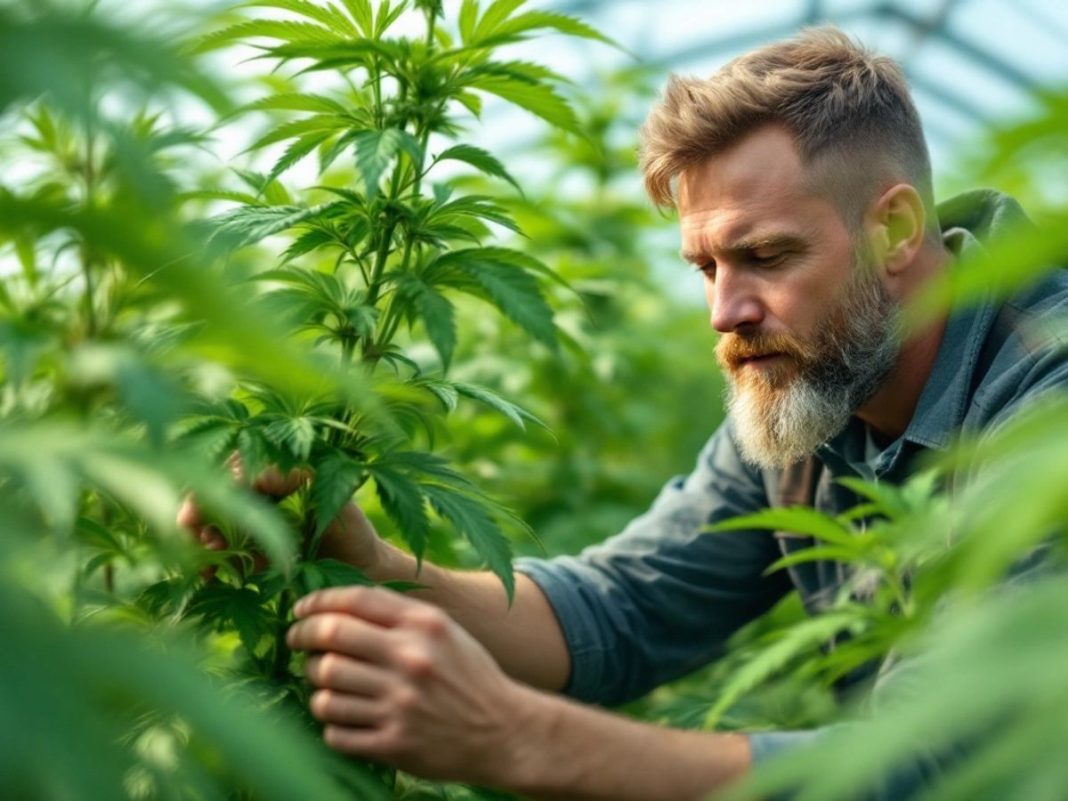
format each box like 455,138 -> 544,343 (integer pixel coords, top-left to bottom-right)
183,26 -> 1068,801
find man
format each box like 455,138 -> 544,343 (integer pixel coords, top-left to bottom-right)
187,27 -> 1068,801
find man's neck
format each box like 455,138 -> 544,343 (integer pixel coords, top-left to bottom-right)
855,316 -> 946,438
855,242 -> 952,439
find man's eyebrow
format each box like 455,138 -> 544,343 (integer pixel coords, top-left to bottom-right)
679,234 -> 807,264
725,233 -> 808,253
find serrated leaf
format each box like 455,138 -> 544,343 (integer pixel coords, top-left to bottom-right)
764,545 -> 865,575
379,451 -> 477,489
262,416 -> 316,461
192,19 -> 337,54
74,516 -> 124,554
315,558 -> 374,587
227,168 -> 294,205
373,0 -> 407,36
188,584 -> 273,653
15,234 -> 37,286
458,0 -> 480,44
836,477 -> 908,519
432,194 -> 521,234
455,90 -> 482,117
367,462 -> 431,558
704,610 -> 862,727
706,506 -> 856,547
266,131 -> 334,184
421,379 -> 458,412
421,483 -> 514,600
471,0 -> 526,42
456,258 -> 556,348
343,302 -> 379,338
260,38 -> 395,70
353,129 -> 417,199
452,381 -> 546,430
487,10 -> 615,47
339,0 -> 374,35
434,144 -> 520,193
209,204 -> 329,248
412,283 -> 456,368
455,245 -> 568,288
282,226 -> 336,260
352,130 -> 395,199
239,91 -> 348,116
246,115 -> 348,153
468,74 -> 579,134
245,1 -> 359,35
311,451 -> 365,537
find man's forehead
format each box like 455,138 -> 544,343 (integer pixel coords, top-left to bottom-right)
677,127 -> 808,203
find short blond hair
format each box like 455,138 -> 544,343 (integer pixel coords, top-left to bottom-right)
639,27 -> 933,226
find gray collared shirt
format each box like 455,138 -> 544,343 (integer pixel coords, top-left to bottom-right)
516,190 -> 1068,799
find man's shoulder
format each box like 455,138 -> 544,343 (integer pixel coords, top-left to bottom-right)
970,267 -> 1068,424
1004,263 -> 1068,318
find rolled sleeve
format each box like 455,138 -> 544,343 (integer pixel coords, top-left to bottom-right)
515,422 -> 792,706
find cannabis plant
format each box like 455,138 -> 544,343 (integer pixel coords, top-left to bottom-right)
0,0 -> 612,798
178,0 -> 615,724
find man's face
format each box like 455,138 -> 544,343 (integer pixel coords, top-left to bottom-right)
677,125 -> 900,468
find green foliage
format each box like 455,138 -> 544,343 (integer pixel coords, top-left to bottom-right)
6,1 -> 1068,799
0,0 -> 610,797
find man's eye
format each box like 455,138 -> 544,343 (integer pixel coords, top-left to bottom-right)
751,253 -> 785,267
693,262 -> 716,278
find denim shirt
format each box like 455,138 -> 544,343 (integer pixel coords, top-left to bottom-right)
516,190 -> 1068,799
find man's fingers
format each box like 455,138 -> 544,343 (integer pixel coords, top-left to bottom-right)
227,451 -> 309,497
310,689 -> 383,726
287,612 -> 394,664
176,496 -> 203,529
322,725 -> 390,759
252,464 -> 311,497
198,526 -> 227,550
293,586 -> 423,627
304,653 -> 391,695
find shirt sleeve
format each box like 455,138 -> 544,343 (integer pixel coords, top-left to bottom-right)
746,660 -> 962,800
747,730 -> 953,801
746,519 -> 1059,800
515,420 -> 792,706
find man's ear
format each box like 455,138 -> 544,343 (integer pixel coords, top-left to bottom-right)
866,183 -> 926,278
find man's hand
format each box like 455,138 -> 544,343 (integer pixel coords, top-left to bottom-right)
286,586 -> 533,785
175,456 -> 388,576
287,586 -> 753,801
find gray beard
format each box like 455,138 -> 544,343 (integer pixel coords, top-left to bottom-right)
727,274 -> 901,470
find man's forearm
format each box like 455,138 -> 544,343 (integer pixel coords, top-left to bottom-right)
500,683 -> 751,801
365,538 -> 572,692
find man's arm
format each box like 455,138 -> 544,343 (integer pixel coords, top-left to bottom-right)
286,585 -> 751,801
178,469 -> 574,692
319,421 -> 789,707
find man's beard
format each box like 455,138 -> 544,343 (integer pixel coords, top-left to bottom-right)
717,263 -> 900,469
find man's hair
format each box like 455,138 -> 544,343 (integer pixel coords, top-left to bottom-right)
639,26 -> 935,231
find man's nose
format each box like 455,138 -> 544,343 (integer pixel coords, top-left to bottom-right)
708,268 -> 765,333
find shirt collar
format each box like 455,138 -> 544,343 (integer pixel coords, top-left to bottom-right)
899,226 -> 997,450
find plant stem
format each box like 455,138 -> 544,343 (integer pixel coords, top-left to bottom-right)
81,123 -> 98,337
271,588 -> 294,681
340,334 -> 356,366
363,141 -> 408,323
365,216 -> 396,308
424,6 -> 437,50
